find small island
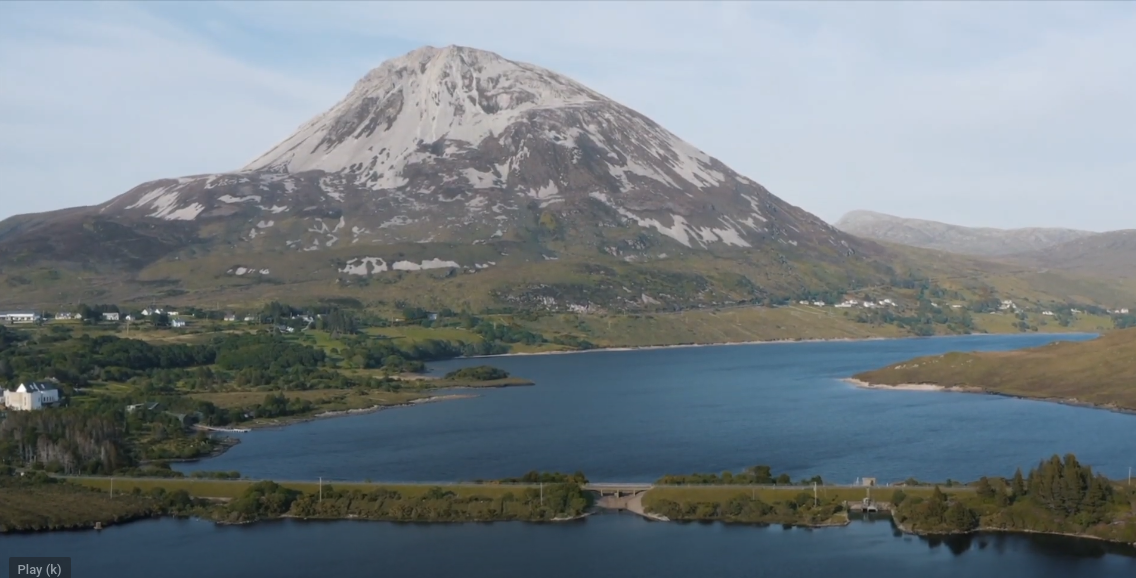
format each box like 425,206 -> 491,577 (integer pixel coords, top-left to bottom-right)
427,365 -> 534,388
851,328 -> 1136,412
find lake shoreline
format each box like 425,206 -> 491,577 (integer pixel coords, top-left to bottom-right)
468,331 -> 1097,360
892,517 -> 1136,548
843,378 -> 1136,415
16,505 -> 1135,549
236,394 -> 479,431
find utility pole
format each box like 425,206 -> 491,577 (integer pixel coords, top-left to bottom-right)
813,482 -> 818,507
1129,467 -> 1132,486
319,477 -> 323,502
110,477 -> 114,498
540,482 -> 543,506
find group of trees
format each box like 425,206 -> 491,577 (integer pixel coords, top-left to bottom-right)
894,454 -> 1121,536
0,408 -> 133,474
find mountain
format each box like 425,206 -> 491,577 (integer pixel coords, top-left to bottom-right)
0,45 -> 888,311
834,210 -> 1095,257
853,329 -> 1136,411
1007,230 -> 1136,279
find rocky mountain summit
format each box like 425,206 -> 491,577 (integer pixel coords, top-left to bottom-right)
0,45 -> 883,311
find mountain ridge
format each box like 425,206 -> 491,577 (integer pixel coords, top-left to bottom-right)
834,210 -> 1096,257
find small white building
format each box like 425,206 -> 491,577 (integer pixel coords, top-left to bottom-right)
0,312 -> 40,324
102,312 -> 120,321
171,319 -> 187,328
168,311 -> 180,318
812,301 -> 825,307
56,312 -> 76,320
224,314 -> 238,322
1042,311 -> 1055,316
243,315 -> 256,322
3,382 -> 61,411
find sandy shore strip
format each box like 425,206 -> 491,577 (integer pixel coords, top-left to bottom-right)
843,378 -> 957,392
464,332 -> 1098,360
469,336 -> 899,359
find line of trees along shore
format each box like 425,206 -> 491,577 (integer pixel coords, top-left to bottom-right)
893,455 -> 1135,542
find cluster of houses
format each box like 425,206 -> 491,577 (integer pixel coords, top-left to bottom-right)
833,298 -> 897,309
2,382 -> 61,411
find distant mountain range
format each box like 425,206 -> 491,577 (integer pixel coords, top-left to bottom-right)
1009,229 -> 1136,279
834,210 -> 1096,257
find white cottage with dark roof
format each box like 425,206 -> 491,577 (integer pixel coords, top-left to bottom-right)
3,382 -> 61,411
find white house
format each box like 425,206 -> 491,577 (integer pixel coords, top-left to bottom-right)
243,315 -> 256,322
224,314 -> 238,322
0,312 -> 40,324
168,311 -> 180,318
102,312 -> 120,321
171,319 -> 187,328
1042,311 -> 1055,316
56,312 -> 76,320
3,382 -> 61,411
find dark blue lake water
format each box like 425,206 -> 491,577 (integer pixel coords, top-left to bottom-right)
14,334 -> 1136,576
9,514 -> 1136,578
174,333 -> 1134,484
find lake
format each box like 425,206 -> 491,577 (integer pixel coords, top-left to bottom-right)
13,333 -> 1136,576
8,514 -> 1136,578
175,333 -> 1133,484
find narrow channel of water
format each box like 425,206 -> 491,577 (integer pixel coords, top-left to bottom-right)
8,514 -> 1135,578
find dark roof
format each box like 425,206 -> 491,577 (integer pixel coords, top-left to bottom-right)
22,382 -> 59,392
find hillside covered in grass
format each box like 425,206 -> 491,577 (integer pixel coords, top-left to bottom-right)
854,328 -> 1136,410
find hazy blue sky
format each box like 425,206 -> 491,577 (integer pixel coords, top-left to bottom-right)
2,1 -> 1133,230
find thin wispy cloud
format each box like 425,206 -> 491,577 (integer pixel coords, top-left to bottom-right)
1,1 -> 1133,230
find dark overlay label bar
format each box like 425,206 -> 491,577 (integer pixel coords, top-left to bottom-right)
9,558 -> 72,578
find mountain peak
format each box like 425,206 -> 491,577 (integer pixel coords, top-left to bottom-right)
244,45 -> 602,177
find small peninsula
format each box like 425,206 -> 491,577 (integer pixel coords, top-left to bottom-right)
852,328 -> 1136,411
